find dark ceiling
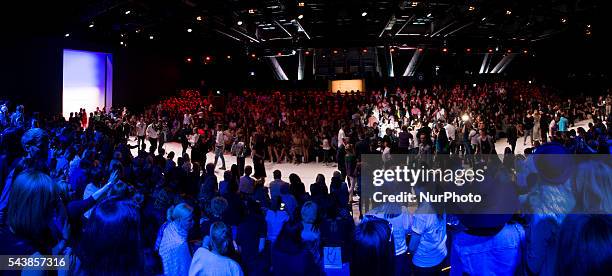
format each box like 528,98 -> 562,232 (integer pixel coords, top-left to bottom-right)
2,0 -> 605,54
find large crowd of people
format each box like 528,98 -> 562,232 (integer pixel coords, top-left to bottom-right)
0,80 -> 611,275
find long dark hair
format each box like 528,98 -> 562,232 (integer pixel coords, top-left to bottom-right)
351,217 -> 394,276
555,214 -> 612,275
78,197 -> 144,274
273,220 -> 305,254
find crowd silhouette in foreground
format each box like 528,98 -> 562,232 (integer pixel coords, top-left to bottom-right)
0,81 -> 611,275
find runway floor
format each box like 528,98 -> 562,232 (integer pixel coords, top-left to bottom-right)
128,119 -> 591,192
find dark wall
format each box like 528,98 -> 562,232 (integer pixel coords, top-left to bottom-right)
0,36 -> 63,115
113,48 -> 181,111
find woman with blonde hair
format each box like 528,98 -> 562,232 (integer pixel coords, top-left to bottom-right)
156,202 -> 195,276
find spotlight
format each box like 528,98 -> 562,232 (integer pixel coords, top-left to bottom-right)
149,35 -> 154,40
125,10 -> 131,15
560,17 -> 567,24
442,48 -> 448,53
418,47 -> 424,52
427,13 -> 432,18
187,28 -> 192,32
250,53 -> 256,58
249,71 -> 256,76
89,23 -> 94,28
466,48 -> 472,53
361,12 -> 367,17
390,48 -> 396,52
506,10 -> 512,15
495,47 -> 499,51
587,24 -> 591,28
298,2 -> 305,7
333,50 -> 338,54
64,33 -> 70,37
488,48 -> 493,53
196,16 -> 203,21
481,17 -> 487,22
248,9 -> 255,14
462,114 -> 470,121
528,80 -> 532,84
468,6 -> 475,11
362,48 -> 368,53
292,50 -> 297,55
298,14 -> 304,19
135,29 -> 141,33
523,49 -> 528,54
186,57 -> 192,62
216,90 -> 221,95
277,52 -> 282,56
507,49 -> 512,53
120,41 -> 124,45
237,20 -> 243,26
226,55 -> 231,59
205,56 -> 211,61
304,51 -> 310,55
411,2 -> 419,7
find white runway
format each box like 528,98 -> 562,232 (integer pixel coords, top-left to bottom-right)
128,119 -> 591,192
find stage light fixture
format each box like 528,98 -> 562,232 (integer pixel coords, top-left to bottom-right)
250,71 -> 256,76
248,9 -> 255,14
226,55 -> 231,59
277,52 -> 282,56
528,80 -> 532,84
125,10 -> 131,15
523,50 -> 528,54
390,48 -> 395,52
468,6 -> 475,11
418,47 -> 424,52
64,33 -> 70,37
481,17 -> 487,22
466,48 -> 472,53
216,90 -> 221,95
89,23 -> 94,28
361,12 -> 367,17
251,53 -> 256,58
237,20 -> 243,26
298,14 -> 304,19
149,35 -> 154,40
411,2 -> 419,7
427,13 -> 432,18
442,48 -> 448,53
507,49 -> 512,53
305,51 -> 310,55
120,41 -> 124,45
506,10 -> 512,15
186,57 -> 192,62
488,48 -> 493,53
205,56 -> 211,61
187,28 -> 193,32
362,49 -> 368,53
298,2 -> 305,7
196,16 -> 203,21
495,47 -> 499,51
135,29 -> 141,33
560,18 -> 567,23
333,50 -> 338,54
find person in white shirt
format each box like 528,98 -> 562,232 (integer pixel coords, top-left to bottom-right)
146,121 -> 159,154
444,122 -> 457,153
189,222 -> 243,276
265,196 -> 290,244
157,203 -> 194,276
337,124 -> 346,148
213,124 -> 226,170
135,117 -> 146,150
409,200 -> 447,272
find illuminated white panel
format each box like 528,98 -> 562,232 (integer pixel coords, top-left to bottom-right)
62,49 -> 112,120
